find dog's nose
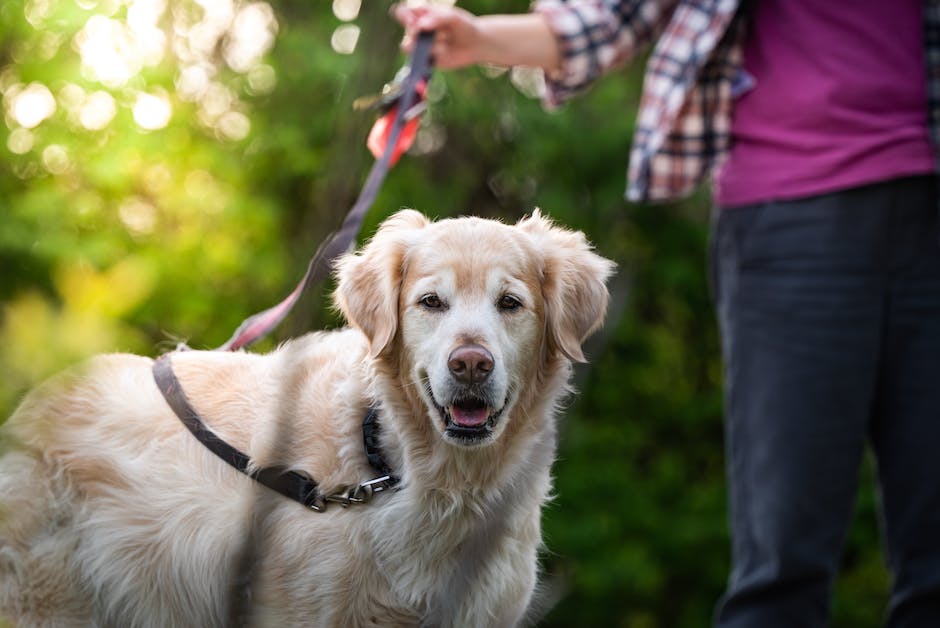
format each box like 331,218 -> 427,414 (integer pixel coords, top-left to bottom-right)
448,344 -> 494,385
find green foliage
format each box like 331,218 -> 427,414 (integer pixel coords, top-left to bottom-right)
0,0 -> 888,625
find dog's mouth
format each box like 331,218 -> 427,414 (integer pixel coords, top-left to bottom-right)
426,384 -> 508,443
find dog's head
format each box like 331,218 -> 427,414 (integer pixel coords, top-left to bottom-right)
334,210 -> 614,448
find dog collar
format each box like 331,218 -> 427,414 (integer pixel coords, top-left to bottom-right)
153,352 -> 400,512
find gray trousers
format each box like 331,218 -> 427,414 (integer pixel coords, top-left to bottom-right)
711,175 -> 940,627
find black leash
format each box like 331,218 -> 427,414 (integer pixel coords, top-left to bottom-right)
152,32 -> 435,510
153,354 -> 397,511
154,353 -> 322,509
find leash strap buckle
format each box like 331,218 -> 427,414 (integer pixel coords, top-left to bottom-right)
320,475 -> 398,509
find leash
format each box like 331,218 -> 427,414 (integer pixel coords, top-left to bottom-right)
153,353 -> 398,511
152,32 -> 435,511
219,30 -> 435,351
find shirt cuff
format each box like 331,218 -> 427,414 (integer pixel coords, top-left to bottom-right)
532,0 -> 603,107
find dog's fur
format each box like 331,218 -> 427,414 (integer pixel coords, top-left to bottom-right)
0,210 -> 614,627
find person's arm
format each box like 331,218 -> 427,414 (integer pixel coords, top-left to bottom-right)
394,2 -> 675,107
393,5 -> 562,73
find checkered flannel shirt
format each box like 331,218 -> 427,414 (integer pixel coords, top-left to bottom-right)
534,0 -> 940,204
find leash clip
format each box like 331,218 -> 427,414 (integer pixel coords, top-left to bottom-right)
306,494 -> 327,513
317,475 -> 398,510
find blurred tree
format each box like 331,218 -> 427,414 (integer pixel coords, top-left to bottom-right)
0,0 -> 889,626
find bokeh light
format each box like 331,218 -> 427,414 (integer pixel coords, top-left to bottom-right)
2,0 -> 280,146
80,91 -> 117,130
6,128 -> 34,154
118,196 -> 159,236
41,144 -> 70,174
224,3 -> 278,72
217,110 -> 250,141
9,82 -> 56,129
331,24 -> 360,55
76,16 -> 141,88
332,0 -> 360,21
133,91 -> 172,130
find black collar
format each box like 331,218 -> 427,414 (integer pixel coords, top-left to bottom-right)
153,353 -> 399,512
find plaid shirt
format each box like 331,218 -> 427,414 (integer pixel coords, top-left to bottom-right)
534,0 -> 940,204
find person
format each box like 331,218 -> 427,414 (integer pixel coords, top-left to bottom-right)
394,1 -> 940,626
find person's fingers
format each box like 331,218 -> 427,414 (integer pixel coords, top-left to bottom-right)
415,14 -> 441,32
394,5 -> 441,53
391,4 -> 427,27
394,4 -> 450,34
393,4 -> 474,67
400,23 -> 444,54
401,32 -> 414,53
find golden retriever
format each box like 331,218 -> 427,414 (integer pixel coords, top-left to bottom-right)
0,209 -> 614,627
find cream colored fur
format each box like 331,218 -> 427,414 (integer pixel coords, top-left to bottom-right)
0,210 -> 614,627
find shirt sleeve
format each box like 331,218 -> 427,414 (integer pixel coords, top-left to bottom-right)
532,0 -> 676,107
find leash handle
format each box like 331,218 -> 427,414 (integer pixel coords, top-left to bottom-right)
218,31 -> 436,351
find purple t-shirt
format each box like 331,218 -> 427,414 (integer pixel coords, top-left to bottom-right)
715,0 -> 935,208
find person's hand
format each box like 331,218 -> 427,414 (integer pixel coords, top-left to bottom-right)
393,4 -> 562,73
392,4 -> 485,70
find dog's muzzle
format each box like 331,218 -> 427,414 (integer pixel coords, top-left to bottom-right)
428,344 -> 508,445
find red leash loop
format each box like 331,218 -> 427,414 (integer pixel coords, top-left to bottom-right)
367,78 -> 427,165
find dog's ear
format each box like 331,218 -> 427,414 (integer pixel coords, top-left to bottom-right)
517,209 -> 616,363
334,209 -> 429,357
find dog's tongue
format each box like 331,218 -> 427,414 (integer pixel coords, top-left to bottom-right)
450,404 -> 488,427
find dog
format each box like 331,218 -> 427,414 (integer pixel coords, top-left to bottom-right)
0,209 -> 615,627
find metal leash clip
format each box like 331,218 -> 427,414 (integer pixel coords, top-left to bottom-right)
314,475 -> 399,511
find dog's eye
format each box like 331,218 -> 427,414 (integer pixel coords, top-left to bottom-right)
497,294 -> 522,311
419,293 -> 445,310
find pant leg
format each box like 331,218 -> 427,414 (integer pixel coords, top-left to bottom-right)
711,182 -> 893,628
869,176 -> 940,628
